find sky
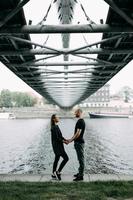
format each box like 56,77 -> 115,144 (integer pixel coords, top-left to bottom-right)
0,0 -> 133,96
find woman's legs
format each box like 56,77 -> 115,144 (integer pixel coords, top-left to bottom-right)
52,154 -> 60,173
58,152 -> 69,173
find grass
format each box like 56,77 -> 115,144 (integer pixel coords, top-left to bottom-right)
0,181 -> 133,200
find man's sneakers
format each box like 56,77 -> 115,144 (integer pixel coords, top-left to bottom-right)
73,174 -> 84,181
73,173 -> 79,178
52,172 -> 83,181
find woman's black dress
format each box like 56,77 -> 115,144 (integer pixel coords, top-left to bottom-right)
51,124 -> 66,155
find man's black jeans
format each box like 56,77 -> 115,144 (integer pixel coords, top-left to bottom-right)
74,142 -> 85,176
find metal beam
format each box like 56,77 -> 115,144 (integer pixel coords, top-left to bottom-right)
47,89 -> 87,91
44,88 -> 99,91
9,38 -> 25,62
68,34 -> 126,54
43,84 -> 89,86
108,37 -> 123,61
12,61 -> 123,67
1,55 -> 10,63
72,54 -> 115,66
43,82 -> 101,85
104,0 -> 133,27
0,0 -> 30,28
123,53 -> 131,61
20,69 -> 116,75
26,80 -> 108,83
0,24 -> 133,34
20,54 -> 60,67
5,36 -> 61,53
27,80 -> 88,83
1,48 -> 133,56
43,86 -> 100,88
44,85 -> 102,88
23,75 -> 111,79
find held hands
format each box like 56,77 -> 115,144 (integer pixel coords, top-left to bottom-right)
64,139 -> 73,145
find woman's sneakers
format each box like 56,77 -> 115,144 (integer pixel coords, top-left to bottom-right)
51,172 -> 57,179
51,171 -> 61,180
56,171 -> 61,181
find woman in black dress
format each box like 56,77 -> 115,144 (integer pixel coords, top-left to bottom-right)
51,114 -> 69,180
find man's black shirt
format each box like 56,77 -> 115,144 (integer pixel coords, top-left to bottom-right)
74,118 -> 85,143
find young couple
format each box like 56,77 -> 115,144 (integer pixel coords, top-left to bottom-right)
51,109 -> 85,181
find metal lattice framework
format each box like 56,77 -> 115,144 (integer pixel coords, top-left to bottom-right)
0,0 -> 133,108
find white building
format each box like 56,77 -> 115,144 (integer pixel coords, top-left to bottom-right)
80,84 -> 110,107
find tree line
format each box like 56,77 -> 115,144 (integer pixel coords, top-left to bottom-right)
0,89 -> 38,108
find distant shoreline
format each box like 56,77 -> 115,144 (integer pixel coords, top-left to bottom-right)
0,106 -> 132,119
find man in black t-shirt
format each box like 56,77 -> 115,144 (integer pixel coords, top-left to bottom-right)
67,108 -> 85,181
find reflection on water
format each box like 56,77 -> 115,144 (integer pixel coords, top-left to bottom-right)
0,118 -> 133,174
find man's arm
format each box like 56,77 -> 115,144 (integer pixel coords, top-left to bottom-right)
68,129 -> 82,143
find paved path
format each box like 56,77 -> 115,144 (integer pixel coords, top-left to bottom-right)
0,174 -> 133,182
107,199 -> 133,200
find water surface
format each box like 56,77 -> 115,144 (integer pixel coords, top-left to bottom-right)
0,118 -> 133,174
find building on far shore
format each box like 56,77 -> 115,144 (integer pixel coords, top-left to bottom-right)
77,84 -> 133,114
79,84 -> 110,107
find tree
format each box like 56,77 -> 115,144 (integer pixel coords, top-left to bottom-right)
0,89 -> 12,107
124,90 -> 130,103
117,86 -> 133,103
11,92 -> 37,107
122,86 -> 132,103
0,90 -> 38,108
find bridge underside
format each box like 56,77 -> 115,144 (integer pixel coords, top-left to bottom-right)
0,0 -> 133,108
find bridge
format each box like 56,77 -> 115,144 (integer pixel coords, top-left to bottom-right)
0,0 -> 133,108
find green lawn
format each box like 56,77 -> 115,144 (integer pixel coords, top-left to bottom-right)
0,181 -> 133,200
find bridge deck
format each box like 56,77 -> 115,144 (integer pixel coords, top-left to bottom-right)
0,0 -> 133,107
0,0 -> 39,97
97,0 -> 133,93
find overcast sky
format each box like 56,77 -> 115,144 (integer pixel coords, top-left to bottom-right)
0,0 -> 133,96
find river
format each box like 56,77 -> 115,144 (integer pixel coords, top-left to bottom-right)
0,118 -> 133,175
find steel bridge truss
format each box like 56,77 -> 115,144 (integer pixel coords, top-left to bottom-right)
0,0 -> 133,108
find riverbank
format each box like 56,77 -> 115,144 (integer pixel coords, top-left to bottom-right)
0,177 -> 133,200
0,107 -> 74,119
0,106 -> 133,119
